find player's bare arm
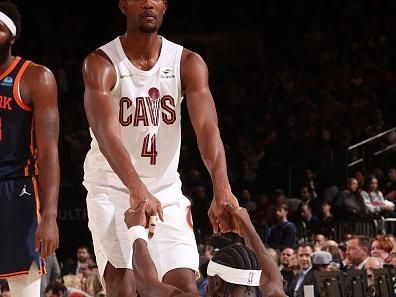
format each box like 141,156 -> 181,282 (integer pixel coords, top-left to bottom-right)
82,52 -> 163,220
181,49 -> 239,233
125,202 -> 198,297
21,64 -> 60,259
225,205 -> 286,297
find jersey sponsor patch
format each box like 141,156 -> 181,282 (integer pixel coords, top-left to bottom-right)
0,76 -> 13,87
160,67 -> 175,79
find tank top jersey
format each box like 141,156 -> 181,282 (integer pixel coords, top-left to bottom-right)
84,36 -> 184,197
0,57 -> 38,180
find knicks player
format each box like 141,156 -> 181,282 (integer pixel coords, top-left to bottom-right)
82,0 -> 239,296
0,1 -> 60,297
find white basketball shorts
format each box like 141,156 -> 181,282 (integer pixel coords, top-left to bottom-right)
85,184 -> 199,281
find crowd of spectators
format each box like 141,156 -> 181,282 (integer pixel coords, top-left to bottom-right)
0,246 -> 104,297
195,232 -> 396,297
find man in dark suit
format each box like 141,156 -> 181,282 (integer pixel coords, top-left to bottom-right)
346,236 -> 370,270
288,243 -> 313,297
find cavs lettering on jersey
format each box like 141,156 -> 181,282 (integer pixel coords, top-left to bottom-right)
84,36 -> 184,197
0,57 -> 38,179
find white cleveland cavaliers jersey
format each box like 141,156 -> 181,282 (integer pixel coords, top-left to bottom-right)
84,36 -> 184,198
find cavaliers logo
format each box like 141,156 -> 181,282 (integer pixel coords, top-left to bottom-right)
148,87 -> 160,101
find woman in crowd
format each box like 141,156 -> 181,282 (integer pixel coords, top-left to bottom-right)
360,175 -> 394,215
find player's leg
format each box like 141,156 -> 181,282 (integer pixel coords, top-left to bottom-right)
148,200 -> 199,294
103,262 -> 137,297
7,262 -> 41,297
162,268 -> 199,294
0,178 -> 42,297
86,187 -> 137,297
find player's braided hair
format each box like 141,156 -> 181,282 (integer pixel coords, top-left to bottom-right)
0,1 -> 21,39
212,244 -> 263,297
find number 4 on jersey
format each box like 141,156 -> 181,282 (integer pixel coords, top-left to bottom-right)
141,134 -> 157,165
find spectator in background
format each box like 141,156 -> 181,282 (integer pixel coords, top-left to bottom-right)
240,189 -> 257,212
296,203 -> 320,242
385,235 -> 396,253
360,175 -> 394,215
280,247 -> 296,294
85,270 -> 105,297
321,186 -> 338,205
317,200 -> 334,238
267,247 -> 280,265
337,242 -> 350,269
41,253 -> 61,297
384,167 -> 396,201
353,170 -> 365,189
311,251 -> 333,272
299,186 -> 320,217
370,235 -> 394,262
321,243 -> 343,266
267,203 -> 297,250
288,244 -> 313,297
280,247 -> 296,271
300,186 -> 314,205
365,257 -> 384,296
44,282 -> 67,297
196,256 -> 209,297
321,240 -> 340,256
386,252 -> 396,266
320,200 -> 332,222
63,246 -> 92,276
250,193 -> 270,240
62,276 -> 90,297
45,281 -> 90,297
302,169 -> 319,199
332,178 -> 365,220
77,246 -> 92,274
346,236 -> 371,269
314,234 -> 326,250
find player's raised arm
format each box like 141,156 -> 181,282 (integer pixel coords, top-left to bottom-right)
181,49 -> 238,233
26,64 -> 60,258
82,52 -> 162,219
225,205 -> 286,297
125,202 -> 198,297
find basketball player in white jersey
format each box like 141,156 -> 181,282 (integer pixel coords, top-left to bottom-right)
82,0 -> 239,296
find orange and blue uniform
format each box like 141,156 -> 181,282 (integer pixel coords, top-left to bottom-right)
0,57 -> 44,278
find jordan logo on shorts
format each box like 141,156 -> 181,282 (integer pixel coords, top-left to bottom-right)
19,185 -> 31,197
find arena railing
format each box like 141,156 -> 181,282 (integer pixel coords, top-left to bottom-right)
346,127 -> 396,179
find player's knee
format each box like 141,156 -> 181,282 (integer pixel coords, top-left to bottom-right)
163,269 -> 199,294
112,286 -> 137,297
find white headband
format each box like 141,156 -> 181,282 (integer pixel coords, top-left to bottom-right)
0,11 -> 16,36
207,260 -> 262,286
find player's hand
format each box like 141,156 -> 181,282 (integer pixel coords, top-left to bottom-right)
224,204 -> 255,238
124,200 -> 148,229
35,215 -> 59,259
130,182 -> 164,222
208,191 -> 239,233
